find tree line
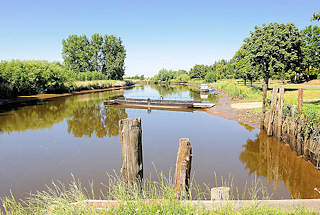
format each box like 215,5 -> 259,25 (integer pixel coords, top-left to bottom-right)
152,13 -> 320,86
0,33 -> 127,98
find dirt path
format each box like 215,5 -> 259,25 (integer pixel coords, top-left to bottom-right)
206,92 -> 262,129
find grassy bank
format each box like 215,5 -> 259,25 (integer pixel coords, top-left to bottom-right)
0,60 -> 132,99
1,174 -> 317,214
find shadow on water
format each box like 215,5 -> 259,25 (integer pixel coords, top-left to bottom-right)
240,130 -> 320,199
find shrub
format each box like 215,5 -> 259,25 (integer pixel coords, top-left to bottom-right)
0,60 -> 73,98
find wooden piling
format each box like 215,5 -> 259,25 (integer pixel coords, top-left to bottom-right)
119,118 -> 143,191
296,115 -> 305,156
298,88 -> 303,117
277,87 -> 284,140
261,83 -> 268,129
267,86 -> 278,136
174,138 -> 192,196
290,106 -> 297,151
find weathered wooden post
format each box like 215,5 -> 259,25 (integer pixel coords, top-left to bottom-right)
119,118 -> 143,191
260,83 -> 268,129
211,187 -> 230,200
267,86 -> 278,136
298,88 -> 303,117
174,138 -> 192,197
277,87 -> 284,140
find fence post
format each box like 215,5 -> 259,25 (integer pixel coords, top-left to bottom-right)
267,86 -> 278,136
298,88 -> 303,117
174,138 -> 192,197
261,83 -> 268,129
277,87 -> 284,139
119,118 -> 143,191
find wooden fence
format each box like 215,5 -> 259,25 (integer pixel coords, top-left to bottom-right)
261,85 -> 320,169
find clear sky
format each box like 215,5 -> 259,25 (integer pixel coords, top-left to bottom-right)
0,0 -> 319,77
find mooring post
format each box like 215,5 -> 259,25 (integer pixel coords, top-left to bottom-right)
174,138 -> 192,197
298,88 -> 303,118
260,83 -> 268,129
277,87 -> 284,140
267,86 -> 278,136
211,187 -> 230,200
119,118 -> 143,191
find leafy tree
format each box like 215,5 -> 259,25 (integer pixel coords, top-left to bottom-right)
244,23 -> 303,86
189,65 -> 210,79
233,45 -> 260,86
62,34 -> 126,80
204,71 -> 217,82
312,12 -> 320,21
301,25 -> 320,80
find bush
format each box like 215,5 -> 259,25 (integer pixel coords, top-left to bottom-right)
75,71 -> 107,81
176,74 -> 190,83
205,71 -> 217,82
0,60 -> 73,98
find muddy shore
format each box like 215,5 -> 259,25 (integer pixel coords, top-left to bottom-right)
206,92 -> 262,130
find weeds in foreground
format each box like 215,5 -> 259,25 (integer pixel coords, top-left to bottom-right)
1,172 -> 318,214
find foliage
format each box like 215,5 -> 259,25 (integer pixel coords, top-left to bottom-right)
232,45 -> 260,85
75,71 -> 107,81
204,71 -> 217,82
62,33 -> 126,80
176,74 -> 190,82
0,60 -> 72,98
312,12 -> 320,21
189,64 -> 210,79
1,173 -> 316,215
243,23 -> 303,86
125,74 -> 145,80
301,25 -> 320,80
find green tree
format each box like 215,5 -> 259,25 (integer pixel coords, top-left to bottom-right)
312,12 -> 320,21
244,23 -> 303,86
62,34 -> 126,80
301,25 -> 320,80
233,45 -> 260,86
189,64 -> 210,79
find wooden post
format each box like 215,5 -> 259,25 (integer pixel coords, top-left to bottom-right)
211,187 -> 230,200
298,88 -> 303,117
119,118 -> 143,191
277,87 -> 284,140
174,138 -> 192,197
290,106 -> 297,151
261,83 -> 268,129
267,86 -> 278,136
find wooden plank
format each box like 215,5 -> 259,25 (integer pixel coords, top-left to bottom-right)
174,138 -> 192,197
119,118 -> 143,191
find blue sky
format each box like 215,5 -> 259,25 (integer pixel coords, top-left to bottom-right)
0,0 -> 319,77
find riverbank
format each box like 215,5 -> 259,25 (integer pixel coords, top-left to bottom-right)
0,80 -> 134,108
206,91 -> 262,129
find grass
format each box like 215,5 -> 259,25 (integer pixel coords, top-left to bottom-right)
213,80 -> 263,102
73,80 -> 132,91
1,173 -> 317,215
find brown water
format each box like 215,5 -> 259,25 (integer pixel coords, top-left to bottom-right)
0,85 -> 319,200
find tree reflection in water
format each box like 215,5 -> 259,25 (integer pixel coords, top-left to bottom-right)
0,90 -> 126,138
240,130 -> 320,198
67,105 -> 127,138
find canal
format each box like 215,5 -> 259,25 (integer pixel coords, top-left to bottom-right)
0,85 -> 319,200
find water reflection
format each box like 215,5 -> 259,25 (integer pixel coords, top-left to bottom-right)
0,90 -> 126,138
148,84 -> 217,103
240,131 -> 320,199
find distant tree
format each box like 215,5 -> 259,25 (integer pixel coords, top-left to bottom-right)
244,23 -> 303,86
233,45 -> 260,86
189,65 -> 210,79
312,12 -> 320,21
301,25 -> 320,80
62,34 -> 126,80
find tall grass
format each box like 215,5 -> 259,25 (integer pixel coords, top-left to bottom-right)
1,172 -> 316,214
214,80 -> 262,101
